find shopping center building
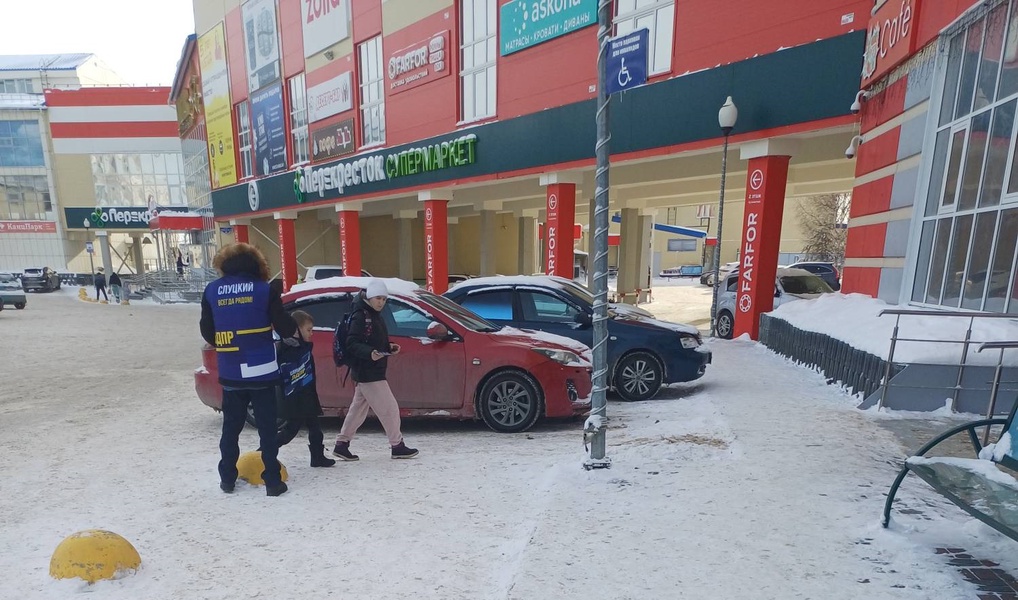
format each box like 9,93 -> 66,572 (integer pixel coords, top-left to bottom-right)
185,0 -> 868,307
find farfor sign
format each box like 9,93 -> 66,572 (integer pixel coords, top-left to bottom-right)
386,31 -> 450,94
307,71 -> 353,122
301,0 -> 349,58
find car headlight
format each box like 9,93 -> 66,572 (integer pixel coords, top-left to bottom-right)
532,348 -> 582,365
679,334 -> 700,349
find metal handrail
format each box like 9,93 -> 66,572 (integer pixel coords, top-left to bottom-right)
878,310 -> 1018,411
976,341 -> 1018,444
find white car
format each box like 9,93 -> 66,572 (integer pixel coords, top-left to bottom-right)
304,265 -> 372,281
713,267 -> 832,339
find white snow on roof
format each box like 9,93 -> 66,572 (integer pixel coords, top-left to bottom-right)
449,275 -> 573,291
290,276 -> 420,296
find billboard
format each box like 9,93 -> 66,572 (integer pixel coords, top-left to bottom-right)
307,71 -> 353,122
311,117 -> 355,162
302,0 -> 350,57
197,22 -> 238,189
242,0 -> 281,92
386,31 -> 450,94
251,83 -> 287,176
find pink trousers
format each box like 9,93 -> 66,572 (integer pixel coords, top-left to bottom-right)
336,380 -> 404,446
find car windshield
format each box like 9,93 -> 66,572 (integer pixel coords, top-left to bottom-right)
24,269 -> 43,275
780,275 -> 831,295
416,290 -> 502,332
314,268 -> 344,279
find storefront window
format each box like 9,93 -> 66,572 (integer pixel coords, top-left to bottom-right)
615,0 -> 675,76
460,0 -> 496,123
358,36 -> 385,146
913,1 -> 1018,311
288,73 -> 309,165
236,101 -> 253,179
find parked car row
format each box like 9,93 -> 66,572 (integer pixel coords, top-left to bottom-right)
712,267 -> 834,339
195,274 -> 712,434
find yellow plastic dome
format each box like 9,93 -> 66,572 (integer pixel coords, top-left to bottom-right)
49,530 -> 141,584
236,450 -> 288,485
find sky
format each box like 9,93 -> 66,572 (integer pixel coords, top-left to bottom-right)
0,0 -> 196,86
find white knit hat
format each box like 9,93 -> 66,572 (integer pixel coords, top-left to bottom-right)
365,279 -> 388,299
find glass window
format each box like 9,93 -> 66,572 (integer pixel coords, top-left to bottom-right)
461,290 -> 514,320
615,0 -> 674,76
941,34 -> 965,126
959,110 -> 992,210
383,299 -> 433,337
962,211 -> 999,309
0,119 -> 44,167
460,0 -> 496,122
912,221 -> 936,302
976,4 -> 1007,111
0,175 -> 50,220
667,239 -> 697,251
942,214 -> 975,306
288,73 -> 309,165
980,99 -> 1016,206
926,218 -> 955,303
956,20 -> 986,120
519,290 -> 581,322
999,0 -> 1018,100
358,36 -> 385,146
290,296 -> 352,326
942,128 -> 968,209
236,102 -> 253,179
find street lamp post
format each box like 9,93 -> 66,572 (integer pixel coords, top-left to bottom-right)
710,97 -> 738,338
82,218 -> 95,281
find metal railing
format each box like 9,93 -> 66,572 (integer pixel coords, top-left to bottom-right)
878,309 -> 1018,411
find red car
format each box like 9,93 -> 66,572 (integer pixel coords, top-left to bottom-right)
195,278 -> 593,433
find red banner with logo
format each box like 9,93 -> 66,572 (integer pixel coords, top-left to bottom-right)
338,210 -> 362,277
861,0 -> 921,86
544,184 -> 576,278
424,200 -> 449,294
278,218 -> 297,292
733,156 -> 791,340
0,220 -> 57,234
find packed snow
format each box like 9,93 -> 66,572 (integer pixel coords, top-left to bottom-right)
2,287 -> 1018,598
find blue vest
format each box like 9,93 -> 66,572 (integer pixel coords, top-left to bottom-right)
204,275 -> 278,384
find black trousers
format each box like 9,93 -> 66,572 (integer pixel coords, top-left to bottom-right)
95,283 -> 108,301
219,387 -> 282,487
277,415 -> 324,448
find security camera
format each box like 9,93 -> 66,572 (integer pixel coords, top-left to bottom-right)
845,135 -> 863,159
850,90 -> 870,114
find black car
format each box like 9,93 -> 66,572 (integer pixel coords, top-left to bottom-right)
786,262 -> 840,291
444,275 -> 711,402
21,267 -> 61,292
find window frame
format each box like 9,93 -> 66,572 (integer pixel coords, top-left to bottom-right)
236,101 -> 254,180
614,0 -> 676,77
287,73 -> 310,167
358,36 -> 386,147
459,0 -> 497,124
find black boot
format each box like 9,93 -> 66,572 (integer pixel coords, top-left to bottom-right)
310,444 -> 336,467
266,482 -> 288,497
332,441 -> 359,461
391,441 -> 419,459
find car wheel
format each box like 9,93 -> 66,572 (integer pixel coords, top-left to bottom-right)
244,404 -> 288,433
477,370 -> 543,433
14,303 -> 25,310
613,351 -> 663,402
716,310 -> 735,340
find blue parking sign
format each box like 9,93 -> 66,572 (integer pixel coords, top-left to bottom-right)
606,29 -> 649,95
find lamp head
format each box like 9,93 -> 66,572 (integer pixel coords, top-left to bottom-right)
82,218 -> 90,229
718,96 -> 738,135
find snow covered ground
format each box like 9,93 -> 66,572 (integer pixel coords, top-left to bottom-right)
2,287 -> 1018,599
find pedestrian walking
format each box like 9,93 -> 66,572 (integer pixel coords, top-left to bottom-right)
333,279 -> 418,461
108,271 -> 123,304
176,250 -> 185,280
94,268 -> 108,302
199,243 -> 298,497
274,310 -> 335,467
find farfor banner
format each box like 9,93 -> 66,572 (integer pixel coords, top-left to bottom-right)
242,0 -> 281,92
197,22 -> 238,189
302,0 -> 350,57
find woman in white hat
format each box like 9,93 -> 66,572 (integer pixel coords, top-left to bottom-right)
333,279 -> 418,460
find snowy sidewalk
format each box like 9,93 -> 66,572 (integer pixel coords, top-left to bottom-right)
1,291 -> 1017,599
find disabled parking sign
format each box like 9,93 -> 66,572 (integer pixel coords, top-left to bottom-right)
606,29 -> 648,95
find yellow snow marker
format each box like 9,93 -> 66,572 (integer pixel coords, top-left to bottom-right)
236,450 -> 289,485
49,529 -> 141,584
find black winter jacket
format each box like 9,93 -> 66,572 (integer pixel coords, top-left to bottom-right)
346,294 -> 390,383
109,273 -> 122,287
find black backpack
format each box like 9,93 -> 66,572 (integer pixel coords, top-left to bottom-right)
332,309 -> 359,367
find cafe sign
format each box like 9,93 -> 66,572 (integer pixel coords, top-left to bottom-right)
861,0 -> 920,86
311,117 -> 355,162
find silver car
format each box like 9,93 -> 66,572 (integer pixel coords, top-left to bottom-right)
714,267 -> 832,339
0,274 -> 26,309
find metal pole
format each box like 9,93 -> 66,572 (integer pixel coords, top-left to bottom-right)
87,230 -> 95,280
584,0 -> 612,470
709,133 -> 730,337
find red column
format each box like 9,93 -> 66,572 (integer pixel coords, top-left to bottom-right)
544,183 -> 576,278
277,218 -> 297,292
733,156 -> 791,340
424,200 -> 449,294
234,224 -> 249,244
338,210 -> 362,277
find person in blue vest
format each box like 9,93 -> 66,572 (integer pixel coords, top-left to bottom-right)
200,243 -> 297,497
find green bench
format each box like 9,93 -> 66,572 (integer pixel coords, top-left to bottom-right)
882,342 -> 1018,541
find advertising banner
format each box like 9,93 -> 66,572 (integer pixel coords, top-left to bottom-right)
311,117 -> 356,162
500,0 -> 597,56
302,0 -> 350,57
386,31 -> 450,94
0,220 -> 57,234
242,0 -> 281,92
251,83 -> 287,176
197,22 -> 238,189
64,206 -> 189,230
307,71 -> 353,122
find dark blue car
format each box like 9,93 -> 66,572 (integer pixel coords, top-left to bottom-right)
444,276 -> 711,401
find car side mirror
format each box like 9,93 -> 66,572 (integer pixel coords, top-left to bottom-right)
574,312 -> 593,328
774,288 -> 782,298
427,321 -> 452,341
